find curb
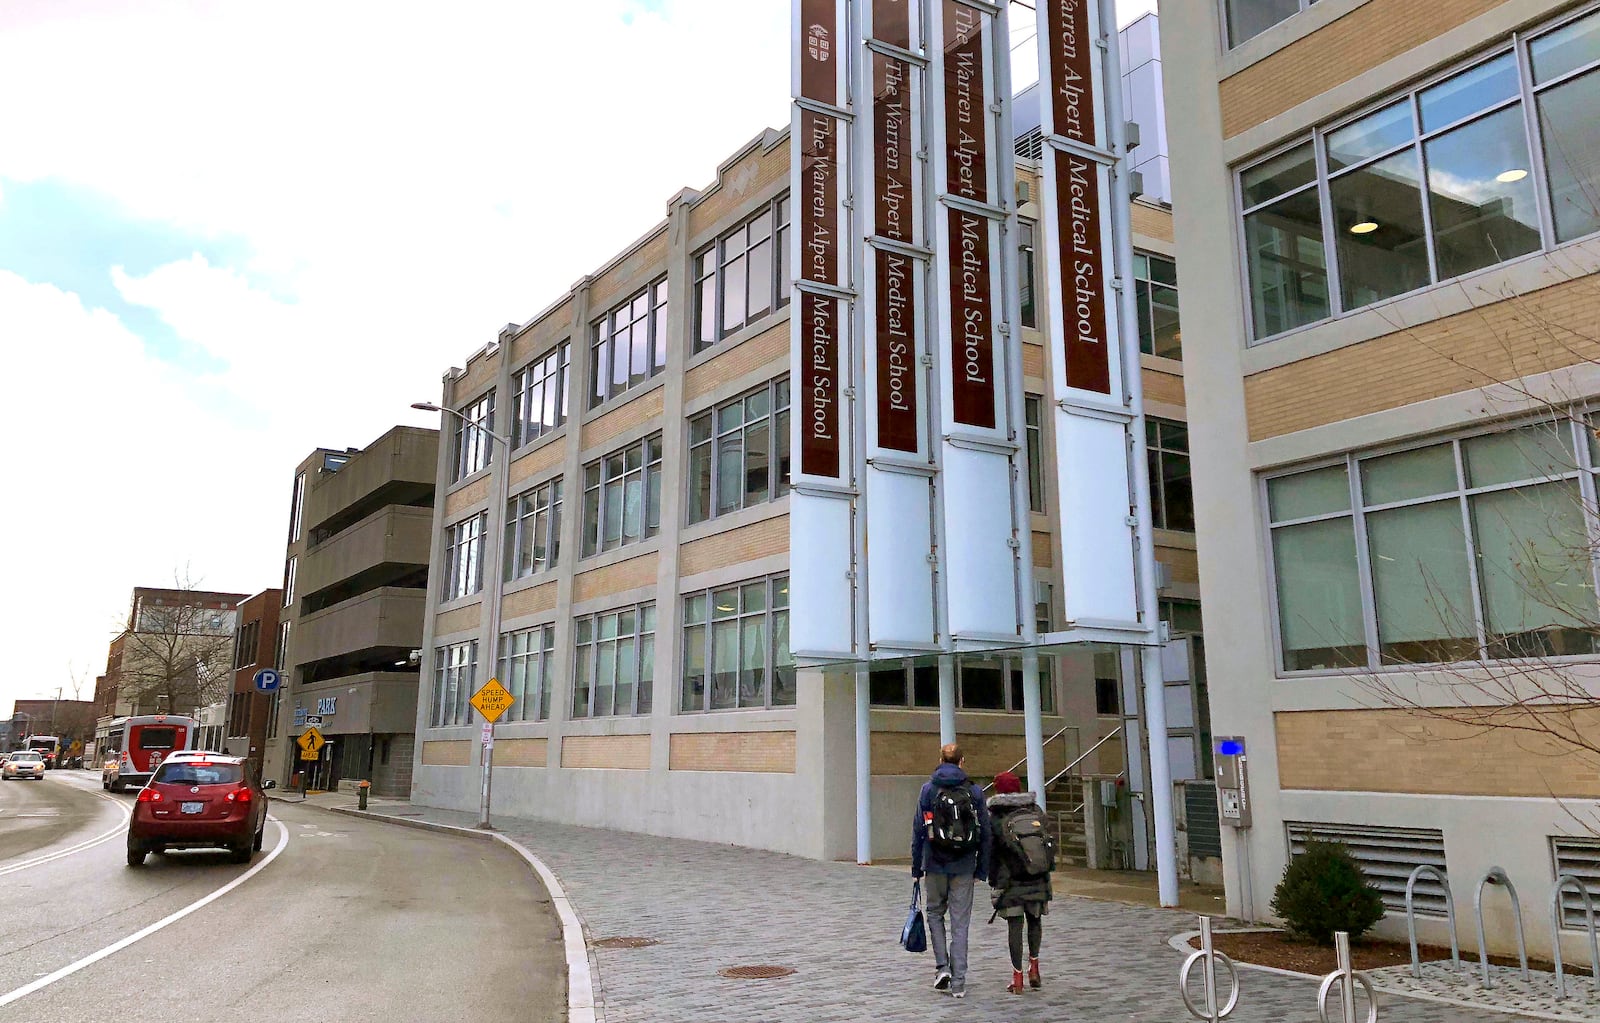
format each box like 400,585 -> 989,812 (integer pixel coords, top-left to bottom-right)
312,803 -> 600,1023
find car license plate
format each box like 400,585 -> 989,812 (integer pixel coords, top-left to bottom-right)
181,802 -> 204,814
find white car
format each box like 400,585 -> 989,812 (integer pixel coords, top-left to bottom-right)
3,752 -> 46,780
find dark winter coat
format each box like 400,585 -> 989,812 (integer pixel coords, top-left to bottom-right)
986,793 -> 1053,917
911,763 -> 992,879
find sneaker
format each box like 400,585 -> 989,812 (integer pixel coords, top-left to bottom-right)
950,988 -> 966,999
933,968 -> 952,991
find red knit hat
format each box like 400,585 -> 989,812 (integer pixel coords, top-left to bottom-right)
994,771 -> 1023,794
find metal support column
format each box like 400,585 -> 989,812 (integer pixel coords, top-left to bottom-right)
1021,647 -> 1045,809
855,666 -> 873,864
937,654 -> 957,745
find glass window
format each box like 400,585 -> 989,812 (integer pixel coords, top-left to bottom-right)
687,379 -> 791,524
680,576 -> 794,711
504,477 -> 563,581
1425,106 -> 1541,279
1330,150 -> 1429,308
1025,395 -> 1045,514
1147,418 -> 1194,531
1225,0 -> 1307,48
288,471 -> 306,544
453,391 -> 496,481
1472,481 -> 1596,658
1529,10 -> 1600,85
572,604 -> 654,718
1326,102 -> 1415,172
1419,52 -> 1520,132
442,513 -> 487,602
692,194 -> 792,353
1366,498 -> 1475,665
1243,180 -> 1330,338
590,279 -> 668,407
1018,220 -> 1037,329
1272,513 -> 1365,671
431,640 -> 477,727
1134,251 -> 1181,359
497,625 -> 555,723
1536,67 -> 1600,243
511,342 -> 570,448
1241,143 -> 1318,208
282,556 -> 296,608
581,435 -> 663,556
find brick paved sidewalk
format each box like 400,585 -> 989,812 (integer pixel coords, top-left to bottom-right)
313,794 -> 1506,1023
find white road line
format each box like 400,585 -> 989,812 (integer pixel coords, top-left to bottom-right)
0,817 -> 289,1009
0,796 -> 131,878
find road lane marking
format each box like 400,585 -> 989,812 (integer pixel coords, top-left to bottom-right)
0,817 -> 289,1009
0,795 -> 131,878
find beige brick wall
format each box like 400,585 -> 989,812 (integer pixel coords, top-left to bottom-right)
1032,531 -> 1053,568
443,476 -> 490,518
435,603 -> 482,638
1245,276 -> 1600,440
688,140 -> 791,241
507,301 -> 573,368
590,229 -> 669,314
574,552 -> 659,604
668,731 -> 797,773
509,440 -> 564,487
583,388 -> 665,452
561,734 -> 651,770
1159,545 -> 1200,586
453,354 -> 500,407
1276,707 -> 1600,798
494,737 -> 549,768
1218,0 -> 1506,139
685,322 -> 789,401
1143,366 -> 1186,408
680,516 -> 788,577
421,739 -> 472,767
1023,342 -> 1045,381
1131,202 -> 1174,243
870,732 -> 1067,778
502,581 -> 557,619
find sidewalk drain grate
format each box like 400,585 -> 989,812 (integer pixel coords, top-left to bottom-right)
593,937 -> 659,949
718,965 -> 796,980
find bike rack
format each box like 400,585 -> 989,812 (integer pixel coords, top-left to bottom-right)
1404,864 -> 1461,979
1180,915 -> 1240,1021
1317,931 -> 1379,1023
1551,872 -> 1600,1000
1474,867 -> 1530,988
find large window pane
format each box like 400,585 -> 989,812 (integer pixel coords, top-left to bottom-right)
1367,500 -> 1477,664
1472,481 -> 1597,658
772,608 -> 796,706
1537,68 -> 1600,243
682,624 -> 706,711
717,435 -> 744,514
745,420 -> 771,505
960,657 -> 1005,709
870,665 -> 908,705
1268,464 -> 1351,521
1242,143 -> 1317,207
740,615 -> 768,707
1425,105 -> 1541,279
1331,150 -> 1430,308
1463,423 -> 1576,487
1226,0 -> 1301,49
572,645 -> 591,718
1327,101 -> 1415,172
1273,517 -> 1366,670
688,441 -> 712,523
711,620 -> 739,709
1419,54 -> 1520,132
1361,443 -> 1457,505
1530,11 -> 1600,85
1245,189 -> 1330,337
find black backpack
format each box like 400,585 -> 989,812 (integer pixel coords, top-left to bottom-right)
999,805 -> 1056,878
928,784 -> 980,855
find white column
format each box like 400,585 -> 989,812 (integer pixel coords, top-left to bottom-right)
937,654 -> 956,745
1021,647 -> 1045,809
855,666 -> 873,864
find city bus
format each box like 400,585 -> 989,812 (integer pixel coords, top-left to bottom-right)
23,735 -> 61,769
99,714 -> 198,792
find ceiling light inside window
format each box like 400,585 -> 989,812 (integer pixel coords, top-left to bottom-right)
1495,168 -> 1528,183
1349,220 -> 1379,234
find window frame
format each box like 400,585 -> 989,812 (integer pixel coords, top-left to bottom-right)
497,623 -> 556,723
865,653 -> 1057,714
451,390 -> 496,482
504,476 -> 564,582
581,434 -> 664,557
441,512 -> 488,603
1262,413 -> 1600,676
430,640 -> 478,727
510,341 -> 571,449
1024,395 -> 1046,514
692,193 -> 793,354
1236,9 -> 1600,344
679,575 -> 795,712
1221,0 -> 1316,50
1132,250 -> 1181,359
1147,417 -> 1194,532
590,278 -> 669,408
686,378 -> 792,525
571,602 -> 656,719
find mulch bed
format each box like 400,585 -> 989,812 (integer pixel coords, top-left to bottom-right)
1189,929 -> 1590,977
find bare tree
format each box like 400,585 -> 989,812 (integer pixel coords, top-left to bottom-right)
112,573 -> 238,718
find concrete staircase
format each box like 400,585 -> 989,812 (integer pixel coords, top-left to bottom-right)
1047,778 -> 1089,868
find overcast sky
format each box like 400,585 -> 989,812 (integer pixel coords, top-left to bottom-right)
0,0 -> 1158,718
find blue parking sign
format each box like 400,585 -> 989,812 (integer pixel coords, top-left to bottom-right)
253,668 -> 282,692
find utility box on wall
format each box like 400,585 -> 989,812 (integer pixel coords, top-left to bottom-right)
1213,736 -> 1251,829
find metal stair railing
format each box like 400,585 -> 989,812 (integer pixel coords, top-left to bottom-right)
982,724 -> 1080,792
1043,725 -> 1123,792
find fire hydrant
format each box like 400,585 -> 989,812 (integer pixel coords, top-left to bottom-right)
357,779 -> 371,810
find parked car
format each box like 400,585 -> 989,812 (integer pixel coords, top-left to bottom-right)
3,752 -> 46,781
127,755 -> 273,866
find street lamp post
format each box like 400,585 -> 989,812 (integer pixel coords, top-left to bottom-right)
413,401 -> 512,830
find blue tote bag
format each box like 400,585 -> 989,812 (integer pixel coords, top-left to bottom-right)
900,880 -> 928,953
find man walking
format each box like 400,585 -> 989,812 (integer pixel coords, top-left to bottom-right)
911,743 -> 990,998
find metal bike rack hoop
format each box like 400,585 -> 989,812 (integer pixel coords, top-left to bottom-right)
1317,931 -> 1379,1023
1474,867 -> 1530,988
1179,915 -> 1240,1022
1550,872 -> 1600,1000
1404,864 -> 1460,979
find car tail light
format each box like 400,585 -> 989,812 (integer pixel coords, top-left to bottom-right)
136,788 -> 162,803
226,787 -> 252,803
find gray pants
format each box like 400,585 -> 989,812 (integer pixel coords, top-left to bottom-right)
924,872 -> 975,989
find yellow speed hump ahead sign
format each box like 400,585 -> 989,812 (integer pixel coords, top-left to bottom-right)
469,677 -> 514,723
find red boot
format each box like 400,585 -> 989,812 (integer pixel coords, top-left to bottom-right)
1028,958 -> 1042,989
1008,969 -> 1026,994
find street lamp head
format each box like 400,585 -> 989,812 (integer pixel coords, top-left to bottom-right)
410,402 -> 442,412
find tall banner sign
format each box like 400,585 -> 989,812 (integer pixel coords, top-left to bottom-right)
1037,0 -> 1141,628
790,0 -> 857,659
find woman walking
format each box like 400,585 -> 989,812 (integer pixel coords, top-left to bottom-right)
986,771 -> 1054,994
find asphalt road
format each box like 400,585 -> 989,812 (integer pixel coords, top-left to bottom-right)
0,769 -> 564,1021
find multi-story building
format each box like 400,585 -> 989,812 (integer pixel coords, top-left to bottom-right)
412,19 -> 1204,863
224,588 -> 282,775
94,587 -> 246,722
264,426 -> 437,795
1165,0 -> 1600,957
9,698 -> 98,757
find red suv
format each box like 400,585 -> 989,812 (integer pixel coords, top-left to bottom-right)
127,754 -> 273,866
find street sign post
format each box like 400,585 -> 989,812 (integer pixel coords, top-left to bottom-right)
252,668 -> 282,692
468,678 -> 514,830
